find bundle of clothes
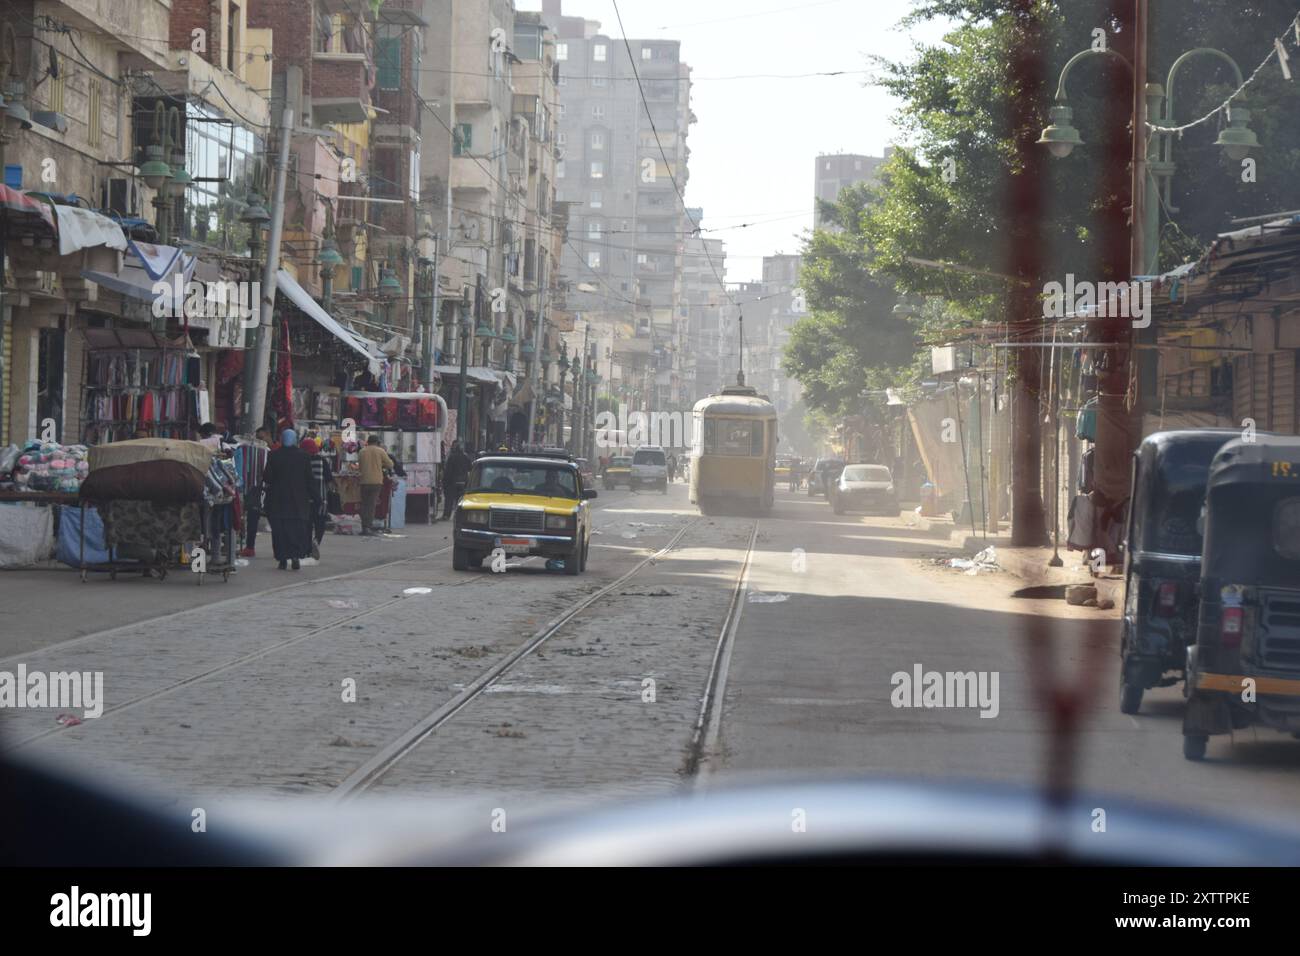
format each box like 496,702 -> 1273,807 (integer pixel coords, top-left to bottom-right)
1,441 -> 90,494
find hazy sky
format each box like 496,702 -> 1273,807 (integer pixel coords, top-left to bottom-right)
519,0 -> 950,282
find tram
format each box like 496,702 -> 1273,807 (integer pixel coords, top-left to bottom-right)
689,376 -> 778,515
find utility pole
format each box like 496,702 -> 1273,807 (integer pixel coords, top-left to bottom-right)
458,292 -> 470,450
241,104 -> 293,436
423,234 -> 441,390
527,259 -> 546,446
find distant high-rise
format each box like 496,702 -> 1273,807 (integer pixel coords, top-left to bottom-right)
813,151 -> 890,228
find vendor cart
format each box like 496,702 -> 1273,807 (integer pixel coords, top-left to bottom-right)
76,438 -> 236,584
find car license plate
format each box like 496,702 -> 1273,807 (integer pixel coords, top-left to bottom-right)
498,536 -> 533,555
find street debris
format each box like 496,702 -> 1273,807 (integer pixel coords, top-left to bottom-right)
402,587 -> 433,596
949,545 -> 998,574
620,588 -> 673,597
327,599 -> 360,609
1066,584 -> 1098,606
55,713 -> 82,727
748,590 -> 790,603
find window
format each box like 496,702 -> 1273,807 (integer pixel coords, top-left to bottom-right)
641,47 -> 652,60
592,104 -> 605,120
703,419 -> 761,456
49,52 -> 65,114
588,220 -> 601,238
588,251 -> 601,268
592,75 -> 606,87
590,131 -> 604,150
590,161 -> 603,179
593,43 -> 607,61
556,42 -> 568,61
637,253 -> 647,264
558,74 -> 567,86
409,149 -> 420,200
377,36 -> 401,90
453,123 -> 472,156
559,103 -> 566,116
87,79 -> 101,148
556,132 -> 567,146
556,160 -> 565,178
227,3 -> 241,74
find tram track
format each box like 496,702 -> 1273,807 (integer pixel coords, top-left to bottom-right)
330,515 -> 760,799
0,494 -> 660,753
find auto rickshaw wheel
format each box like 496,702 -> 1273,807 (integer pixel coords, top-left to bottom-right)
1119,679 -> 1144,715
1183,734 -> 1208,761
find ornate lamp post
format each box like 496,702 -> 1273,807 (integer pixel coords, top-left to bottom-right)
556,342 -> 569,448
318,204 -> 344,312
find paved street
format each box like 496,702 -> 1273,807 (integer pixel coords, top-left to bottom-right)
5,481 -> 1300,828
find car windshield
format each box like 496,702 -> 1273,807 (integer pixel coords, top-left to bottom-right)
843,465 -> 891,482
22,0 -> 1300,883
467,462 -> 577,499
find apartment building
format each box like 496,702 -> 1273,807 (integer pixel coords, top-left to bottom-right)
813,151 -> 888,229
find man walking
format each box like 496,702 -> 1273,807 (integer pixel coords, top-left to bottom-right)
359,434 -> 394,536
301,437 -> 334,558
442,440 -> 471,519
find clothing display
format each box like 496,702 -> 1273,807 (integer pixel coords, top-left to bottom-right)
82,346 -> 197,443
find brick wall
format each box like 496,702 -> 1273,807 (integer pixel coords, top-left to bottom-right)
170,0 -> 219,65
248,0 -> 314,69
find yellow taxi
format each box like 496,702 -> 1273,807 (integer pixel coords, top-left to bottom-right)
603,455 -> 633,489
452,451 -> 597,575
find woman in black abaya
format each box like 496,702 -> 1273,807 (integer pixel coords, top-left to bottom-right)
262,428 -> 317,570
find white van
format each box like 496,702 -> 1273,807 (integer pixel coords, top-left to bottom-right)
630,446 -> 668,494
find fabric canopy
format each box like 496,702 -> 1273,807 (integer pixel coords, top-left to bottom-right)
433,364 -> 497,385
54,206 -> 128,256
80,246 -> 196,314
87,438 -> 213,474
0,185 -> 56,230
276,270 -> 383,376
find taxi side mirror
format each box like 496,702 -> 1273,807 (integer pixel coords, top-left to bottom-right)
583,489 -> 598,500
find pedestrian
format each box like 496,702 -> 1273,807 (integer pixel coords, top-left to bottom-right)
442,440 -> 472,519
301,437 -> 334,559
359,434 -> 394,536
238,427 -> 271,558
262,428 -> 316,570
666,453 -> 677,482
197,422 -> 222,450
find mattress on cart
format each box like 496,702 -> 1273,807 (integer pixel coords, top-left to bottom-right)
81,439 -> 212,503
100,500 -> 203,556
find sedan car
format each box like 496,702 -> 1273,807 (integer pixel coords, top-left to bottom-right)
832,463 -> 898,515
453,455 -> 597,575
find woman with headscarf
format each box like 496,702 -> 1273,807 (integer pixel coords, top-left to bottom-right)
300,437 -> 334,559
261,428 -> 317,570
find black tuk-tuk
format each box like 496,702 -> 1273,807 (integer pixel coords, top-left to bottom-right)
1183,436 -> 1300,760
1119,429 -> 1243,714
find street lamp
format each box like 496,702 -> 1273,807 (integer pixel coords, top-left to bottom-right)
1040,45 -> 1258,274
556,342 -> 569,448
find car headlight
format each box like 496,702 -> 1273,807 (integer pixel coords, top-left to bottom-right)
545,512 -> 576,531
461,509 -> 488,526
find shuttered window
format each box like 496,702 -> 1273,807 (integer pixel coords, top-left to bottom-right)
376,37 -> 401,90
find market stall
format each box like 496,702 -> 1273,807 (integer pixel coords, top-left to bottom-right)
337,391 -> 446,527
0,440 -> 91,569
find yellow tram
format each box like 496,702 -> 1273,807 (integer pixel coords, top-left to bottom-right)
689,378 -> 778,515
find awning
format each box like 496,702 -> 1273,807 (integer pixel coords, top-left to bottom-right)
0,185 -> 55,231
434,364 -> 497,385
276,269 -> 384,376
80,245 -> 197,314
53,206 -> 128,256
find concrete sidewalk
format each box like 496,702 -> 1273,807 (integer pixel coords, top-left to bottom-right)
912,511 -> 1121,607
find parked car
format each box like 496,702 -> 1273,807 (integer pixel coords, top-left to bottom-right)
631,446 -> 668,493
833,463 -> 898,516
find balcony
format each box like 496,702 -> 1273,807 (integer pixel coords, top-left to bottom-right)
452,156 -> 496,194
311,56 -> 373,125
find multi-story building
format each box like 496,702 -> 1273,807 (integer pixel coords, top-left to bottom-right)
812,151 -> 888,228
680,210 -> 725,402
540,0 -> 695,420
752,253 -> 802,413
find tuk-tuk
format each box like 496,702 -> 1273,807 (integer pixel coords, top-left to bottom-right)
1183,436 -> 1300,761
1119,429 -> 1243,714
